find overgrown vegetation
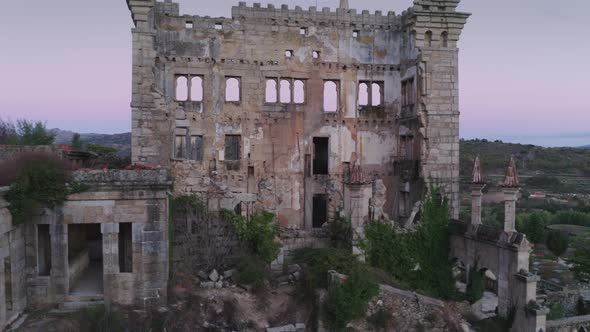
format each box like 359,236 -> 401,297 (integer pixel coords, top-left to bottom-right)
0,118 -> 55,145
572,238 -> 590,280
221,209 -> 280,264
1,153 -> 81,225
329,216 -> 352,249
465,267 -> 485,304
75,304 -> 126,332
545,230 -> 569,257
547,302 -> 565,320
362,187 -> 458,299
322,268 -> 379,331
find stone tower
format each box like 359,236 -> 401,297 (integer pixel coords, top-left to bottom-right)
406,0 -> 471,219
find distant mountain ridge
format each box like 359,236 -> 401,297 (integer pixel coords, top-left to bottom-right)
580,145 -> 590,149
50,129 -> 131,157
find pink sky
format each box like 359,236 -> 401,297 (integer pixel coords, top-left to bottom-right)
0,0 -> 588,146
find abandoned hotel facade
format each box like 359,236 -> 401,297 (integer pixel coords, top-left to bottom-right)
8,0 -> 552,330
129,0 -> 468,228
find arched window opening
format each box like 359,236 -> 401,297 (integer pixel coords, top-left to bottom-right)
191,76 -> 203,102
294,80 -> 305,104
371,83 -> 382,106
175,76 -> 188,101
358,82 -> 369,106
225,77 -> 240,102
323,81 -> 338,113
280,79 -> 291,103
441,31 -> 448,47
265,79 -> 277,103
425,31 -> 432,47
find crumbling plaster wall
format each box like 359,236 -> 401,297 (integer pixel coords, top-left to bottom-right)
128,0 -> 469,226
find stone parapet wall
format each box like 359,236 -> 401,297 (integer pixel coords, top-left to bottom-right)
547,315 -> 590,332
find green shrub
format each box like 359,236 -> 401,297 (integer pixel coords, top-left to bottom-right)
293,248 -> 360,291
222,210 -> 280,263
516,212 -> 550,244
547,303 -> 565,320
572,238 -> 590,280
322,268 -> 379,331
362,187 -> 458,300
4,154 -> 76,225
465,268 -> 485,304
237,255 -> 268,289
546,230 -> 569,257
329,216 -> 352,249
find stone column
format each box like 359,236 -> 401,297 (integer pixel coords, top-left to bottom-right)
510,272 -> 548,332
101,223 -> 119,303
469,184 -> 486,225
344,183 -> 372,261
503,188 -> 519,232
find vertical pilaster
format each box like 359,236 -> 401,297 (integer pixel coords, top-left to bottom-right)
503,188 -> 519,232
344,183 -> 372,261
470,184 -> 486,225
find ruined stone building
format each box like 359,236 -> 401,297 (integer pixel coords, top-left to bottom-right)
127,0 -> 470,229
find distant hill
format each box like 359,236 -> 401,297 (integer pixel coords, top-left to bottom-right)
50,129 -> 131,157
461,139 -> 590,194
580,145 -> 590,149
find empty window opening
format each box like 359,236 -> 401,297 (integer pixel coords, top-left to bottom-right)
191,76 -> 203,102
185,21 -> 193,29
312,194 -> 328,228
371,83 -> 382,106
234,202 -> 242,216
323,81 -> 338,113
215,23 -> 223,30
265,79 -> 278,103
402,78 -> 415,107
280,79 -> 292,103
300,27 -> 307,35
312,50 -> 320,59
175,135 -> 187,159
225,135 -> 241,161
294,80 -> 305,104
423,5 -> 430,10
438,6 -> 445,11
425,31 -> 432,47
285,50 -> 294,58
119,223 -> 133,273
175,76 -> 188,101
358,82 -> 369,106
441,31 -> 448,47
190,135 -> 204,161
68,224 -> 103,295
37,225 -> 51,276
225,77 -> 240,102
313,137 -> 329,175
4,256 -> 12,310
352,30 -> 359,38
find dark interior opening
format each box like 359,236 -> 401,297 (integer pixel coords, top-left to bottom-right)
312,194 -> 328,228
313,137 -> 329,175
37,224 -> 51,276
119,223 -> 133,273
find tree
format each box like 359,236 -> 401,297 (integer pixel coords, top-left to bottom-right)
71,133 -> 83,150
465,267 -> 485,304
16,119 -> 55,145
0,118 -> 17,144
546,230 -> 569,258
572,238 -> 590,280
516,212 -> 549,244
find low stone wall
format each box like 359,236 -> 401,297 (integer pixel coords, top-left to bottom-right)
547,315 -> 590,332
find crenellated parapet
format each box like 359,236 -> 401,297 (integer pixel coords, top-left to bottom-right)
231,2 -> 400,26
407,0 -> 471,49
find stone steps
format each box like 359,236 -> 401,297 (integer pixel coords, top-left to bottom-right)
49,298 -> 105,314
